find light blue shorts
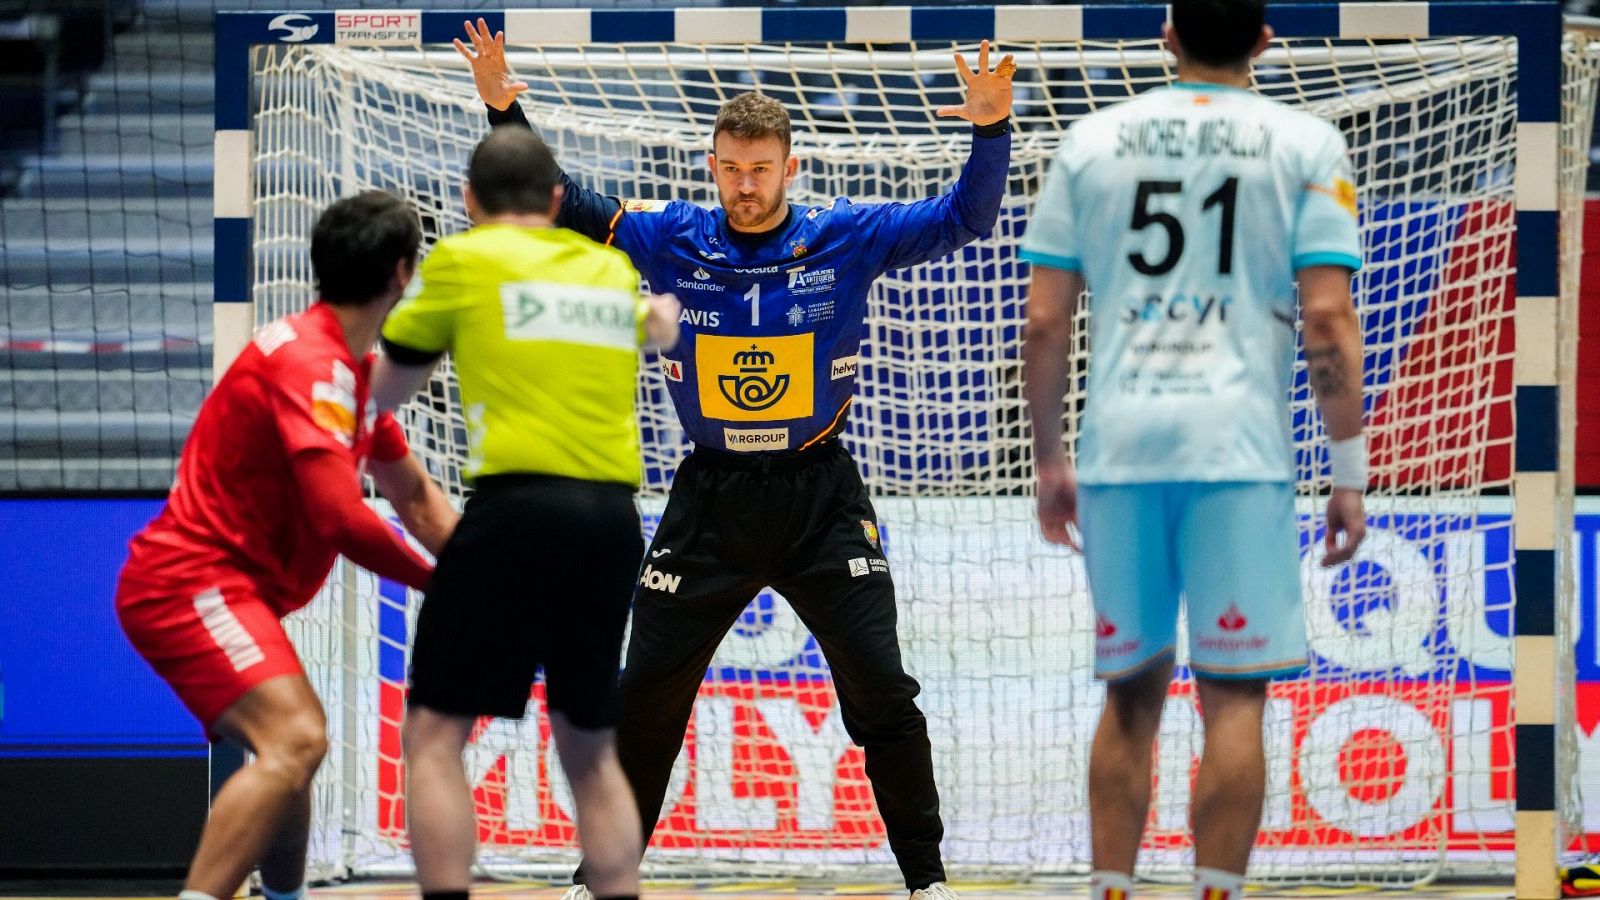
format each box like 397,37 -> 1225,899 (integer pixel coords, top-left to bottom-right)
1078,481 -> 1307,682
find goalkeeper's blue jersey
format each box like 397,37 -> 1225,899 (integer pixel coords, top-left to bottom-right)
490,103 -> 1011,453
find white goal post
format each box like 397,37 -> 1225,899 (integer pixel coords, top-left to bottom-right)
213,3 -> 1600,893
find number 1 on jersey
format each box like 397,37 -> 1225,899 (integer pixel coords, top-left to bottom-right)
1201,177 -> 1238,275
744,283 -> 761,326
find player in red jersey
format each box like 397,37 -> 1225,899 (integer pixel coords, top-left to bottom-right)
115,191 -> 458,900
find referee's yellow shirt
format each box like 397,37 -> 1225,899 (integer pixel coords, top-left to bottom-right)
382,223 -> 645,487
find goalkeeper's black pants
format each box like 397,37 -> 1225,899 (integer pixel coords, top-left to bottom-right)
574,439 -> 947,890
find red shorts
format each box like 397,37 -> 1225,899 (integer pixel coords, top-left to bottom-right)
115,568 -> 306,734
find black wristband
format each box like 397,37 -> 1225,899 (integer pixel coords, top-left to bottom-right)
486,101 -> 526,126
380,336 -> 444,367
973,118 -> 1011,138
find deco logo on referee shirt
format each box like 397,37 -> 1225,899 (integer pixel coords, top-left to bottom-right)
500,282 -> 637,350
696,333 -> 813,422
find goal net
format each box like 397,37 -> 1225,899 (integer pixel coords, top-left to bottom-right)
243,17 -> 1600,887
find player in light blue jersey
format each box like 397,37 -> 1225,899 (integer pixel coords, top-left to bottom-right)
1020,2 -> 1367,899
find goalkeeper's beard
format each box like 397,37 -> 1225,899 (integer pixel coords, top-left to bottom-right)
721,189 -> 787,231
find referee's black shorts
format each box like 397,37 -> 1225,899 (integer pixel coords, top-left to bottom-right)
406,473 -> 643,729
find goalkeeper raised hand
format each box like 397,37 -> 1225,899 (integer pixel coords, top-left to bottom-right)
454,17 -> 1014,900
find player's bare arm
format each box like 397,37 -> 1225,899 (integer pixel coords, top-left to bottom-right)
1300,264 -> 1367,567
456,17 -> 529,112
1023,265 -> 1084,550
644,293 -> 682,351
371,354 -> 440,413
369,452 -> 459,558
936,40 -> 1018,125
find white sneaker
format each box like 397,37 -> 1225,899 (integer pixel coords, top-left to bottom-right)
560,885 -> 596,900
911,882 -> 958,900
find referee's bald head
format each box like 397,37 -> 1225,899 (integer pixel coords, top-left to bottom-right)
468,125 -> 561,217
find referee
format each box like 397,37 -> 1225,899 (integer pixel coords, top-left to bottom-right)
372,126 -> 680,900
455,20 -> 1014,899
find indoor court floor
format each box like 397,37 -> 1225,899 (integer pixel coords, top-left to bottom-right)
0,882 -> 1521,900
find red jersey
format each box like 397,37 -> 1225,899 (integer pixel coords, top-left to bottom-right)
122,302 -> 409,616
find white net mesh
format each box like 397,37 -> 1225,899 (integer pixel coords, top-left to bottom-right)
245,30 -> 1596,885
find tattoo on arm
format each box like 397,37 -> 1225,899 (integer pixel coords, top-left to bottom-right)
1305,346 -> 1350,398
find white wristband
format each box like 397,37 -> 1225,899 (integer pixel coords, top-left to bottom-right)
1328,434 -> 1367,491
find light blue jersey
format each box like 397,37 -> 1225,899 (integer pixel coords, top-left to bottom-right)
1020,83 -> 1361,485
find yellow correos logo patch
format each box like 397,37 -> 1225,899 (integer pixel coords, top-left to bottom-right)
696,333 -> 814,422
1307,177 -> 1359,218
1333,178 -> 1358,217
